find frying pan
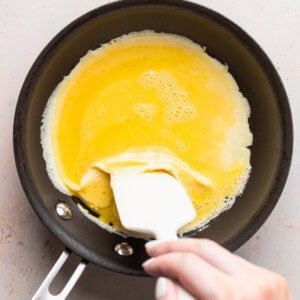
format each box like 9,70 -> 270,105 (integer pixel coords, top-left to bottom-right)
13,0 -> 293,298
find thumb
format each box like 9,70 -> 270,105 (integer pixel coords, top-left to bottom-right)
155,277 -> 195,300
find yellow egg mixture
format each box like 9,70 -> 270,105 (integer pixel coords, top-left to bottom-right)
41,31 -> 252,236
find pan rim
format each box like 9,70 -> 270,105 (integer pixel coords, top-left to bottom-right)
13,0 -> 293,275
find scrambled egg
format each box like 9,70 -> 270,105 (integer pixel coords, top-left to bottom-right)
41,31 -> 252,236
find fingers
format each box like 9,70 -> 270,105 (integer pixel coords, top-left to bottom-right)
155,277 -> 196,300
145,238 -> 252,275
144,239 -> 292,300
143,251 -> 231,299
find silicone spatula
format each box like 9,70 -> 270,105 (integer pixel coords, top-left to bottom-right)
111,172 -> 196,240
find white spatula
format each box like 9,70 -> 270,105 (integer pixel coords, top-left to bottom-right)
111,172 -> 196,240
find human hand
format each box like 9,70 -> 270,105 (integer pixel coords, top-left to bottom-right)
143,238 -> 291,300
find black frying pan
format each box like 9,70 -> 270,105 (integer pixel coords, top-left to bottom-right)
13,0 -> 293,296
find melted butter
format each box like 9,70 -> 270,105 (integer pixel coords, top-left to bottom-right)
42,31 -> 252,236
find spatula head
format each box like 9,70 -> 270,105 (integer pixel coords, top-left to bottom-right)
111,172 -> 196,240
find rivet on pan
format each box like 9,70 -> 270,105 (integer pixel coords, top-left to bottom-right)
114,242 -> 134,256
56,202 -> 72,220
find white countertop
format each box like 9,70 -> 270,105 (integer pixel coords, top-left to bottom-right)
0,0 -> 299,299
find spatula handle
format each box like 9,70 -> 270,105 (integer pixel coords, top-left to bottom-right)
155,230 -> 178,241
152,235 -> 196,299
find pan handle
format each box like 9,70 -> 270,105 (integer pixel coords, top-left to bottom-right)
32,249 -> 87,300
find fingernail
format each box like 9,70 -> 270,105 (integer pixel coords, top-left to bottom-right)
155,277 -> 168,299
145,240 -> 165,248
142,257 -> 155,268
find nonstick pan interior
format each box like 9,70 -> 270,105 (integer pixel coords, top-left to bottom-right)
14,0 -> 293,275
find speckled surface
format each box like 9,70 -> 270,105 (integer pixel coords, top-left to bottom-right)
0,0 -> 299,299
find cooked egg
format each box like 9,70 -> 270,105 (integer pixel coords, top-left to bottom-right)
41,30 -> 252,237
